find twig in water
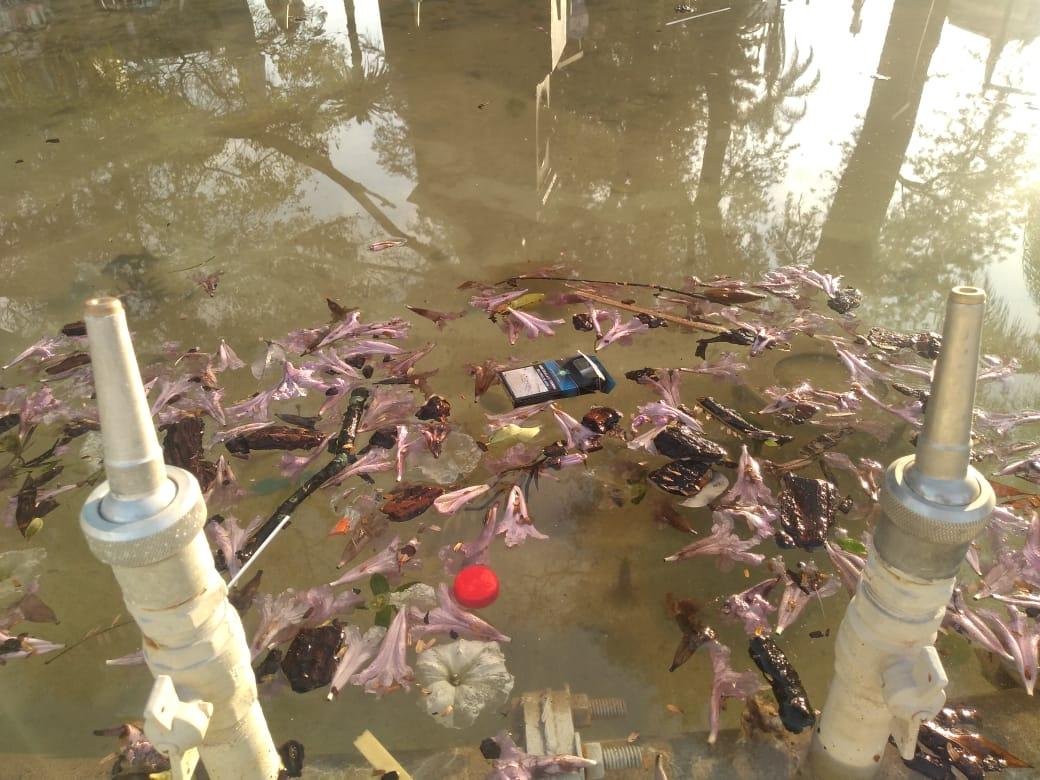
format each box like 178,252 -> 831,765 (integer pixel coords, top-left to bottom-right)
567,286 -> 731,335
231,387 -> 371,587
44,617 -> 131,665
666,7 -> 731,26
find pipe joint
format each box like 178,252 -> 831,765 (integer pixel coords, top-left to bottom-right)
875,455 -> 994,579
81,467 -> 206,568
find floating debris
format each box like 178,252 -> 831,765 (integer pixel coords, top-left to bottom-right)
748,635 -> 815,733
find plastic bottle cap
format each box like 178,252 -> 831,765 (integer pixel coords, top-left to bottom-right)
453,565 -> 500,609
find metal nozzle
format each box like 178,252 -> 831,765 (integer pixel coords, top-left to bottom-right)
85,297 -> 175,522
906,286 -> 986,506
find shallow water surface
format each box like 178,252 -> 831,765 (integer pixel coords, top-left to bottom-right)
2,0 -> 1040,777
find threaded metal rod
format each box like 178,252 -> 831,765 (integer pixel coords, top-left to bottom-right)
588,697 -> 627,719
600,743 -> 644,770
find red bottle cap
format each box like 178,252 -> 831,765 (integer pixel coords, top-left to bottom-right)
452,565 -> 500,609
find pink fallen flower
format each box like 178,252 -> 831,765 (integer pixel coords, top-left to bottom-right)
501,308 -> 565,345
834,346 -> 889,384
684,352 -> 748,381
328,535 -> 420,588
976,517 -> 1040,598
721,577 -> 780,635
336,339 -> 405,362
468,287 -> 529,314
631,401 -> 702,432
638,368 -> 683,407
149,376 -> 195,418
250,585 -> 362,657
205,455 -> 246,508
106,649 -> 146,667
19,386 -> 69,439
664,512 -> 764,570
851,382 -> 923,427
205,515 -> 263,578
718,447 -> 776,514
321,447 -> 394,488
395,425 -> 423,481
942,588 -> 1013,662
313,312 -> 410,351
213,340 -> 245,372
774,562 -> 841,634
3,336 -> 69,370
824,540 -> 866,595
327,625 -> 385,699
359,387 -> 419,432
353,607 -> 413,696
279,435 -> 334,480
0,580 -> 59,630
486,731 -> 596,780
979,605 -> 1038,695
707,641 -> 764,744
483,443 -> 540,473
497,485 -> 549,547
434,484 -> 492,516
550,405 -> 601,452
440,506 -> 498,574
595,311 -> 648,351
976,409 -> 1040,437
409,583 -> 510,643
0,631 -> 64,662
485,402 -> 554,433
383,342 -> 436,378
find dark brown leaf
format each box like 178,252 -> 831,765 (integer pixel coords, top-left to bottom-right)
60,321 -> 87,337
380,484 -> 444,522
224,426 -> 325,457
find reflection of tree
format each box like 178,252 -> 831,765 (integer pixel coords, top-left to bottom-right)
0,0 -> 438,344
1026,191 -> 1040,306
815,0 -> 949,271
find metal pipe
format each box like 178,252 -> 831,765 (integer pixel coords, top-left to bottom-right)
810,287 -> 995,778
79,297 -> 282,779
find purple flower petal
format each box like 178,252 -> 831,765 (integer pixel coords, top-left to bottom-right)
328,625 -> 385,699
550,405 -> 601,452
496,485 -> 548,547
595,311 -> 648,351
205,514 -> 263,578
485,402 -> 554,433
469,287 -> 529,314
722,577 -> 780,635
328,535 -> 421,588
409,583 -> 510,644
824,540 -> 865,595
213,340 -> 245,372
708,641 -> 764,744
434,484 -> 492,516
501,308 -> 565,345
440,505 -> 498,574
353,607 -> 413,695
664,512 -> 764,570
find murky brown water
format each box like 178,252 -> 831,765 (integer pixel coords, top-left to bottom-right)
2,0 -> 1040,777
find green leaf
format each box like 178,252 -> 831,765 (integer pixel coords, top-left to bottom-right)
370,573 -> 391,595
836,536 -> 868,556
374,605 -> 397,628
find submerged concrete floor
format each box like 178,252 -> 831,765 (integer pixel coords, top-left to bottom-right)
2,0 -> 1040,777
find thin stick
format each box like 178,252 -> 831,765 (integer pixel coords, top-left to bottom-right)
232,387 -> 371,587
666,7 -> 731,26
44,618 -> 132,665
567,286 -> 731,335
502,273 -> 766,304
